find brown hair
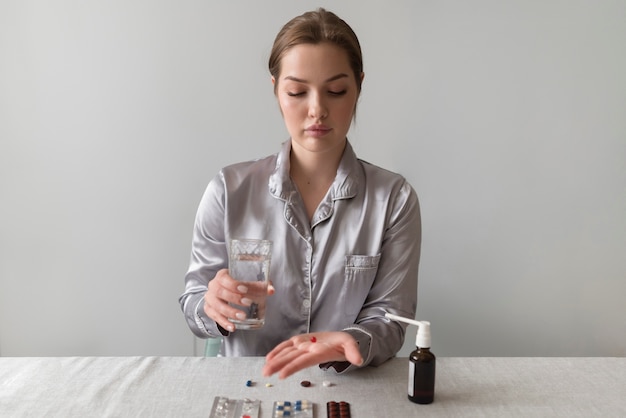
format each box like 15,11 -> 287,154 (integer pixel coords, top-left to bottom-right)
268,8 -> 363,95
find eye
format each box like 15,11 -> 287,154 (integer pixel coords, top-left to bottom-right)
329,90 -> 347,96
287,91 -> 305,97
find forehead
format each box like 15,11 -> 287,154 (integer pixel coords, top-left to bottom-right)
279,43 -> 354,82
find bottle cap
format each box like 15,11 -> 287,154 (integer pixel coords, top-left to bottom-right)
415,321 -> 431,348
384,313 -> 431,348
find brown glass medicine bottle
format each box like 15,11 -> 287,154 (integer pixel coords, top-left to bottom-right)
409,342 -> 436,404
385,314 -> 436,405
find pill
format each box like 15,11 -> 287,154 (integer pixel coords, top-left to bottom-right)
265,382 -> 272,387
323,380 -> 332,387
300,380 -> 311,387
245,380 -> 252,387
310,336 -> 317,342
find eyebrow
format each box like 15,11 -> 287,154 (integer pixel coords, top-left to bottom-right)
283,73 -> 349,83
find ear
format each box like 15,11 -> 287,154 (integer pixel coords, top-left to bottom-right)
356,72 -> 365,97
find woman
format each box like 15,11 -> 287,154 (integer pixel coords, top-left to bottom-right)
179,8 -> 421,379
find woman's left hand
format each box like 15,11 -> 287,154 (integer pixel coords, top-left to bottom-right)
262,331 -> 363,379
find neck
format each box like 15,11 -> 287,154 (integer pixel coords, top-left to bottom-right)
289,140 -> 345,186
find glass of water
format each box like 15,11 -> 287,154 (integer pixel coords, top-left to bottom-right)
228,239 -> 272,330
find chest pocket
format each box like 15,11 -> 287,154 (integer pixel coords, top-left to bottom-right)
343,254 -> 381,316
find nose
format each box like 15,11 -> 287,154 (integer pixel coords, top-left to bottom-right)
308,92 -> 328,120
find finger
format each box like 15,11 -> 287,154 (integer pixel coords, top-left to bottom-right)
270,337 -> 359,378
265,339 -> 298,362
265,333 -> 312,362
203,296 -> 237,333
342,340 -> 364,366
206,270 -> 251,322
263,346 -> 322,378
263,337 -> 334,378
215,314 -> 236,334
204,272 -> 250,331
205,285 -> 248,318
211,269 -> 249,303
275,351 -> 330,379
262,346 -> 301,377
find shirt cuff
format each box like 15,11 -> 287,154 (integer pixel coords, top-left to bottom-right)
319,326 -> 372,374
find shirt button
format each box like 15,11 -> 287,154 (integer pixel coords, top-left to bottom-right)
302,299 -> 311,308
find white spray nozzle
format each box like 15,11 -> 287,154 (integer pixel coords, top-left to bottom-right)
385,312 -> 431,348
385,313 -> 423,327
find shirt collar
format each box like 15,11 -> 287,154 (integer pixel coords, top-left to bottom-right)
269,139 -> 362,201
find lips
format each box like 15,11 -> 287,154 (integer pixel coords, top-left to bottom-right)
305,124 -> 332,138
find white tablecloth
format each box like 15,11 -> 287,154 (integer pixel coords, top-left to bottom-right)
1,357 -> 625,417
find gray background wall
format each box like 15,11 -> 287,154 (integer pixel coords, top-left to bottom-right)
1,1 -> 624,358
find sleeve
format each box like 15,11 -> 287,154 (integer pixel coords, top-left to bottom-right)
178,172 -> 230,339
323,180 -> 421,373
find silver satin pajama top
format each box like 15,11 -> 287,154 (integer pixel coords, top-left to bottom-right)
179,139 -> 421,371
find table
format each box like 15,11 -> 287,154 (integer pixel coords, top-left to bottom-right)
1,357 -> 625,417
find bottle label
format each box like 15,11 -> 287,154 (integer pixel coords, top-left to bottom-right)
408,361 -> 415,397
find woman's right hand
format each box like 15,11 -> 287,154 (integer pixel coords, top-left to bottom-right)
203,268 -> 274,333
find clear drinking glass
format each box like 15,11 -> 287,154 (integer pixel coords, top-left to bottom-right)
228,239 -> 272,330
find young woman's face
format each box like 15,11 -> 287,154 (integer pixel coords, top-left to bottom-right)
273,43 -> 361,156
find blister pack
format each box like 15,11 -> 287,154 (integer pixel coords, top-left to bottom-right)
271,399 -> 314,417
208,396 -> 260,418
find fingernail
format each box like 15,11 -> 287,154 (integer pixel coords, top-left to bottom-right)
241,297 -> 253,306
227,325 -> 235,332
237,285 -> 248,293
236,312 -> 246,320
